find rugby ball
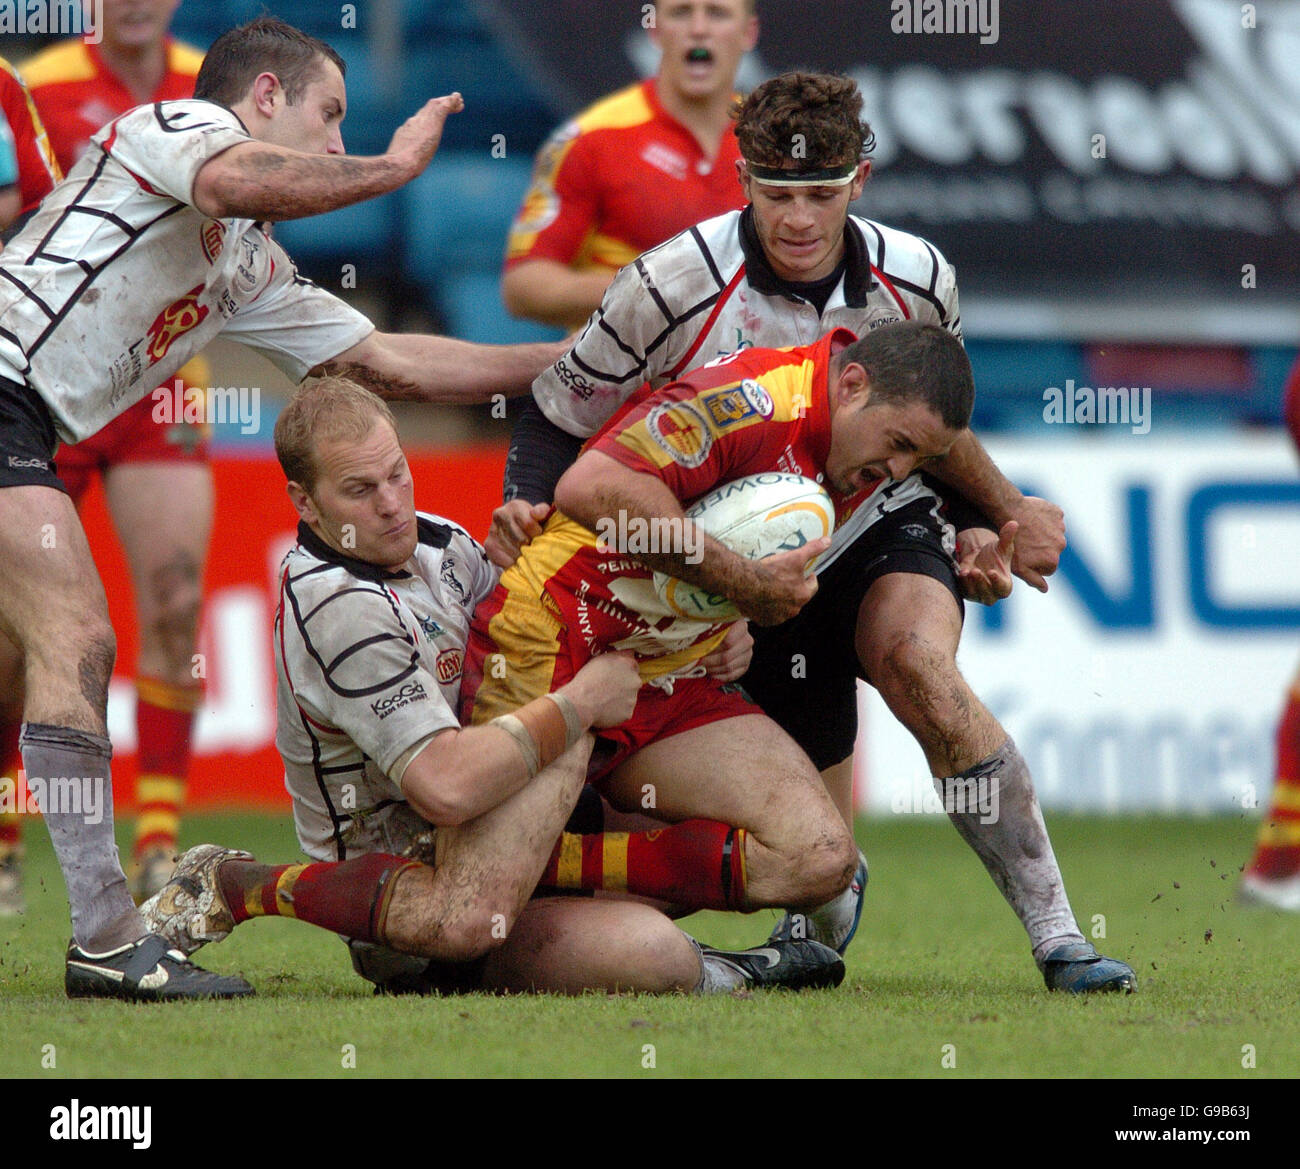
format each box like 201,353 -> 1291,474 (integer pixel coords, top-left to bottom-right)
653,473 -> 834,621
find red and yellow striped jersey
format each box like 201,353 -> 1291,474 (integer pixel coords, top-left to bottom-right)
22,37 -> 203,175
0,58 -> 59,213
500,328 -> 877,679
505,79 -> 745,275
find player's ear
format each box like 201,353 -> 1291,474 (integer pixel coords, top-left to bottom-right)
735,158 -> 750,197
850,160 -> 871,200
250,72 -> 282,119
836,360 -> 871,408
286,481 -> 318,524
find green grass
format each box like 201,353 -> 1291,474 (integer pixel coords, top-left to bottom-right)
1,812 -> 1296,1078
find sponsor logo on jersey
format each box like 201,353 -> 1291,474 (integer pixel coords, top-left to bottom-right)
7,455 -> 49,470
416,613 -> 444,641
740,379 -> 775,419
554,357 -> 596,401
145,286 -> 209,365
701,387 -> 758,429
865,308 -> 904,331
641,142 -> 688,182
435,648 -> 463,684
200,219 -> 227,264
440,558 -> 470,603
646,401 -> 713,468
233,237 -> 262,294
370,679 -> 428,720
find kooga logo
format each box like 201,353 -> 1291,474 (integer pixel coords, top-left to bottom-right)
371,680 -> 427,720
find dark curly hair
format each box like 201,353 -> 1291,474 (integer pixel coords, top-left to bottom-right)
732,72 -> 875,169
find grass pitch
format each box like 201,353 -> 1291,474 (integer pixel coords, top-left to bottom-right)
0,811 -> 1296,1079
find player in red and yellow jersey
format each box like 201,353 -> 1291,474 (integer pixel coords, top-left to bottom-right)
10,1 -> 210,903
501,0 -> 756,329
0,58 -> 59,223
1241,355 -> 1300,909
460,322 -> 971,939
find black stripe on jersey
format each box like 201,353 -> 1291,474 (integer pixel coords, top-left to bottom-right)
0,325 -> 31,376
302,584 -> 381,626
326,632 -> 408,677
284,571 -> 419,699
690,225 -> 725,290
416,515 -> 453,549
0,269 -> 55,319
276,605 -> 348,861
633,256 -> 674,325
16,204 -> 187,362
152,102 -> 228,134
921,240 -> 940,295
861,219 -> 885,275
887,274 -> 948,325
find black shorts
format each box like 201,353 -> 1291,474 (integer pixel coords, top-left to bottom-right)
740,492 -> 964,771
0,376 -> 66,491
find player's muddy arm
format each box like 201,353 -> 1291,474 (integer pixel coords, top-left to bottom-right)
193,94 -> 463,220
314,331 -> 569,405
555,451 -> 826,625
928,429 -> 1066,591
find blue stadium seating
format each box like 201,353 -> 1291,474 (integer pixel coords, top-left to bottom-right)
399,154 -> 533,279
432,271 -> 564,346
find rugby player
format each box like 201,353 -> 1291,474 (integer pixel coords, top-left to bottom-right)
0,17 -> 574,1001
501,0 -> 756,329
0,57 -> 58,914
141,377 -> 845,995
1241,354 -> 1300,909
460,322 -> 970,949
492,72 -> 1137,992
9,0 -> 212,904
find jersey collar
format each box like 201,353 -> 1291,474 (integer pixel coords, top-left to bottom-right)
805,326 -> 859,473
738,206 -> 873,308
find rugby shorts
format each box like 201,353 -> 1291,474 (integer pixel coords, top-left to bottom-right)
740,494 -> 965,771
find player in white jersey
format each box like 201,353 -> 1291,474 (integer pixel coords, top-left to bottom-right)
493,72 -> 1136,993
0,17 -> 572,1002
142,377 -> 846,995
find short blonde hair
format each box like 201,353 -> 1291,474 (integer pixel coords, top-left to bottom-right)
274,377 -> 397,493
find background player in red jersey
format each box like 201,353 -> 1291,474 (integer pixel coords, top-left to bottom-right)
15,1 -> 213,901
1241,354 -> 1300,909
501,0 -> 757,329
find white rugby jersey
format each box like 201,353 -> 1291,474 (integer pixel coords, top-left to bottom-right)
275,514 -> 499,862
532,207 -> 962,438
0,99 -> 373,442
531,207 -> 963,571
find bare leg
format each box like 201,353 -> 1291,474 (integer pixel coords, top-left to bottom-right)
104,462 -> 213,889
482,897 -> 700,993
0,484 -> 141,950
382,737 -> 594,961
603,714 -> 857,910
858,572 -> 1083,958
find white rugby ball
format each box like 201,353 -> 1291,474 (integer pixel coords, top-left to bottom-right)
653,472 -> 834,621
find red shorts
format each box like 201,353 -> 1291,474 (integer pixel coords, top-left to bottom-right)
57,392 -> 211,503
460,582 -> 759,782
